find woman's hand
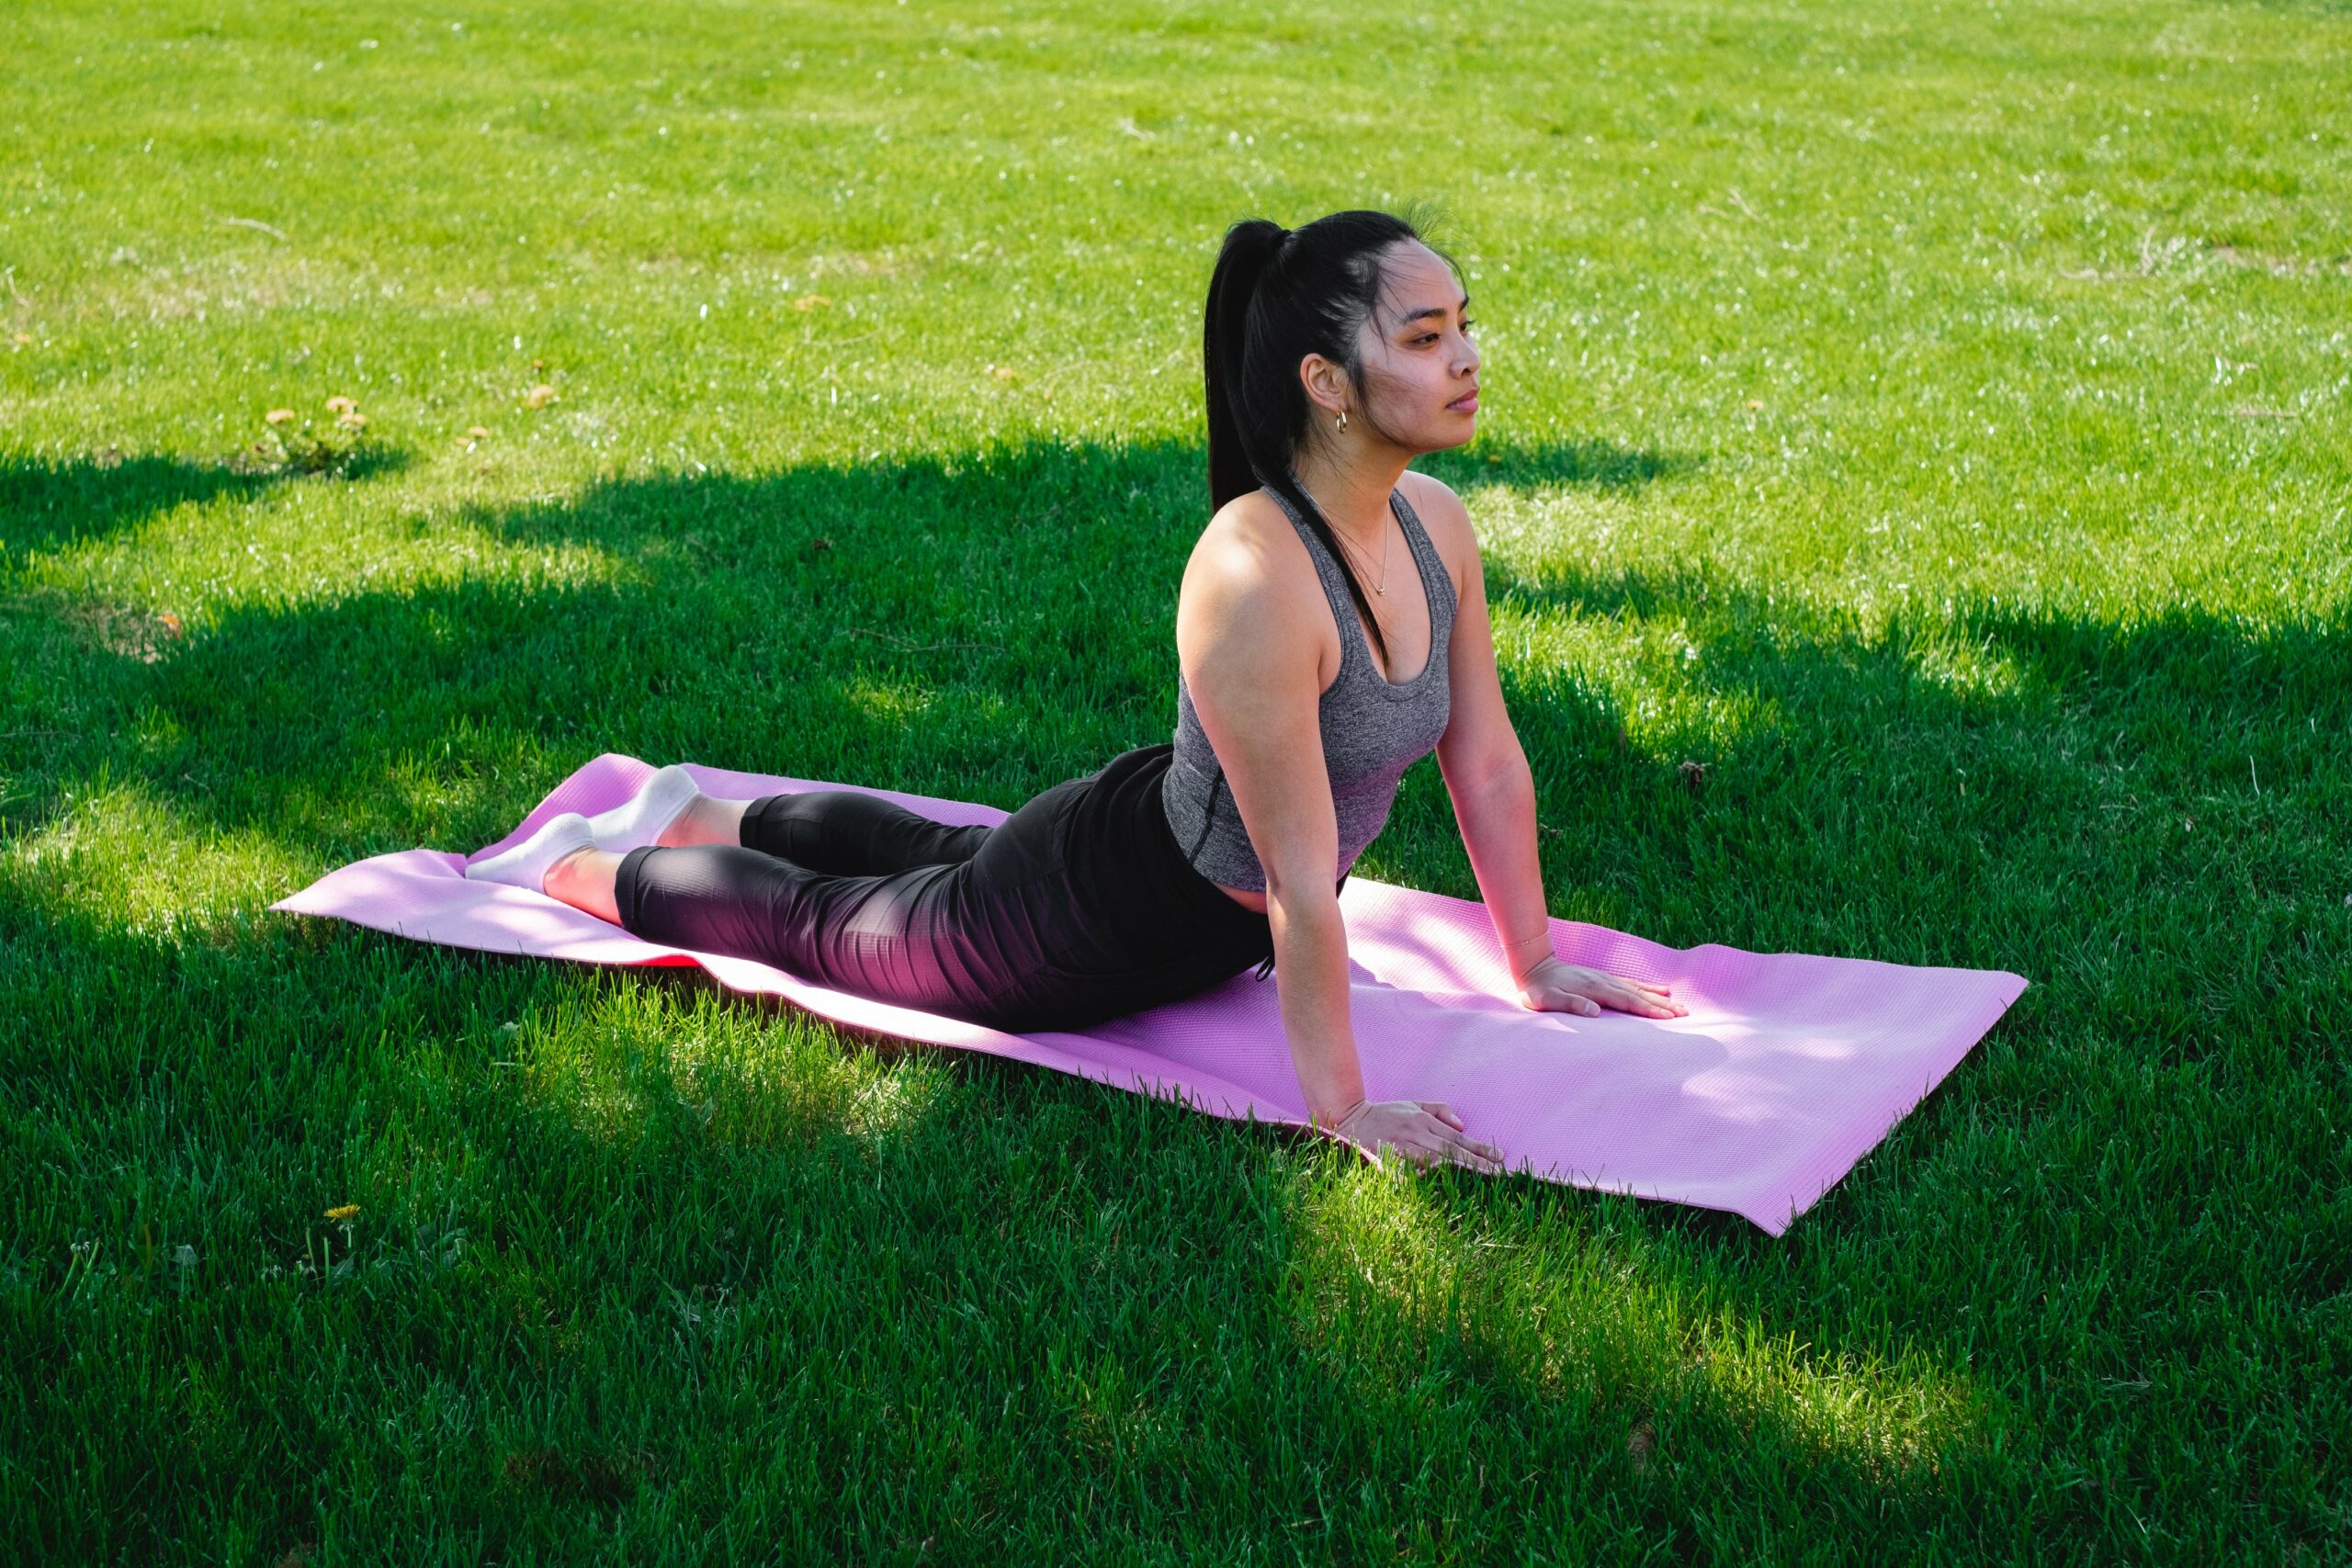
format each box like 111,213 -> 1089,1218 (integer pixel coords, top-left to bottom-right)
1514,954 -> 1687,1019
1325,1100 -> 1504,1174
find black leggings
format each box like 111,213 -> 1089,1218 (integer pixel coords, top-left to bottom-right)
614,743 -> 1279,1032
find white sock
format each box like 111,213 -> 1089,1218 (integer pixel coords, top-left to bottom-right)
585,764 -> 701,852
465,811 -> 596,892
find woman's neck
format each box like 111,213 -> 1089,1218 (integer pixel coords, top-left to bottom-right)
1291,442 -> 1412,553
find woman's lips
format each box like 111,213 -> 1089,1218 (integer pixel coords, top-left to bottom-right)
1448,390 -> 1480,412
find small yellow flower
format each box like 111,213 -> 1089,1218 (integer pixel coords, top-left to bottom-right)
325,1203 -> 360,1221
265,408 -> 296,424
522,382 -> 559,409
324,395 -> 357,414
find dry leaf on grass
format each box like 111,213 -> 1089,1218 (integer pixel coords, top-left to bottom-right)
523,383 -> 559,409
265,408 -> 296,424
465,424 -> 490,439
790,294 -> 832,312
324,395 -> 356,414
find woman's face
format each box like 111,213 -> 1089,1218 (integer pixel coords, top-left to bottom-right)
1350,240 -> 1480,453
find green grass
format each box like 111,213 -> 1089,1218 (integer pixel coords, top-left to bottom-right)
5,0 -> 2349,1561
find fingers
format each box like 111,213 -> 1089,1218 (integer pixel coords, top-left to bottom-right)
1443,1129 -> 1505,1172
1607,989 -> 1683,1018
1537,991 -> 1600,1016
1433,1128 -> 1504,1173
1339,1104 -> 1504,1175
1382,1115 -> 1504,1174
1627,986 -> 1690,1018
1614,976 -> 1689,1016
1577,972 -> 1688,1018
1536,984 -> 1686,1019
1417,1105 -> 1502,1170
1381,1138 -> 1495,1174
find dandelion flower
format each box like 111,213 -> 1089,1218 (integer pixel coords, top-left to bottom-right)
325,1203 -> 360,1221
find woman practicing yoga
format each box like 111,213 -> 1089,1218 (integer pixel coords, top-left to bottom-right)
468,209 -> 1684,1169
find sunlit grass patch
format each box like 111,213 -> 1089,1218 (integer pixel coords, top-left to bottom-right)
1283,1163 -> 1997,1489
3,776 -> 313,942
515,982 -> 950,1154
12,468 -> 633,623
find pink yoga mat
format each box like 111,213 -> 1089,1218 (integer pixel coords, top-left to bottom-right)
273,753 -> 2026,1234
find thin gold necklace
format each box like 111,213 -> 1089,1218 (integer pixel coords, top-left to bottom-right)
1295,477 -> 1390,593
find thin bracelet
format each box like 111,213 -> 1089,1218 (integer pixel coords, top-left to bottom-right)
1504,931 -> 1552,952
1316,1098 -> 1368,1134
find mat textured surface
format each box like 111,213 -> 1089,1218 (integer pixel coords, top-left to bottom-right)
275,753 -> 2027,1234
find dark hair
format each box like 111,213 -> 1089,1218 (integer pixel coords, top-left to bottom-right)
1203,207 -> 1456,667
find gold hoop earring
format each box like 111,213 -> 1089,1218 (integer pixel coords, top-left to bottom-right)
1335,409 -> 1349,434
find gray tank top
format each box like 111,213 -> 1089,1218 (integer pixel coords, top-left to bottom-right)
1161,481 -> 1456,894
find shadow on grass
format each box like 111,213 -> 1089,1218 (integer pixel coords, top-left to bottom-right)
6,432 -> 2348,1557
0,851 -> 2017,1555
13,426 -> 2347,1126
1419,435 -> 1699,492
0,445 -> 410,555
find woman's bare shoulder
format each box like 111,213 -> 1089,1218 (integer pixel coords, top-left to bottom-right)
1396,469 -> 1475,603
1182,490 -> 1317,607
1176,491 -> 1332,674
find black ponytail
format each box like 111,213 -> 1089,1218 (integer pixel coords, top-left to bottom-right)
1200,207 -> 1456,669
1203,219 -> 1288,518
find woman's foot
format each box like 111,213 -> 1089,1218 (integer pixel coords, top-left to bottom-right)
541,840 -> 622,924
465,811 -> 597,892
586,764 -> 701,852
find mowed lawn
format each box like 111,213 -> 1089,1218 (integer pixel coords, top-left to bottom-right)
4,0 -> 2348,1560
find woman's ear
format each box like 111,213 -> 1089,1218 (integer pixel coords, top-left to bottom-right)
1296,352 -> 1348,416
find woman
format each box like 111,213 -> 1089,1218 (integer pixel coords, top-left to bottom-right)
469,209 -> 1684,1170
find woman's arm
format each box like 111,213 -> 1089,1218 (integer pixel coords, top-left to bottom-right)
1178,500 -> 1503,1168
1176,503 -> 1359,1121
1412,475 -> 1685,1020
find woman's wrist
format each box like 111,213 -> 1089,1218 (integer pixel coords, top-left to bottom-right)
1310,1096 -> 1367,1132
1503,931 -> 1555,984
